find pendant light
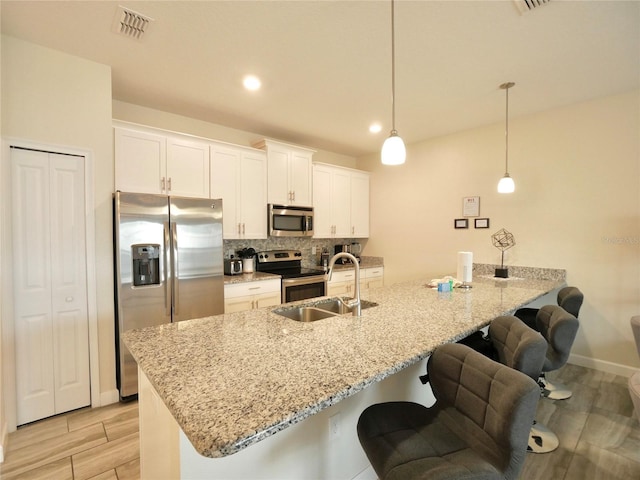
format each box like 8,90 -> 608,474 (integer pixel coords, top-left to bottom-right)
497,82 -> 515,193
381,0 -> 406,165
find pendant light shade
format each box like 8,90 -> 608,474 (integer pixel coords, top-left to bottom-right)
497,82 -> 515,193
497,174 -> 515,193
381,0 -> 405,165
381,130 -> 406,165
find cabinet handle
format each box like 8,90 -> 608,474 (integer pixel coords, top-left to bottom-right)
161,177 -> 166,192
167,177 -> 172,191
352,226 -> 355,235
249,287 -> 260,291
292,191 -> 295,201
238,223 -> 241,235
242,223 -> 246,235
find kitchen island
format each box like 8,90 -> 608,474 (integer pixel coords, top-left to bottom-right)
123,268 -> 565,479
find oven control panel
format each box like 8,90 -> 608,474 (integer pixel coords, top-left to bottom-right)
256,250 -> 302,263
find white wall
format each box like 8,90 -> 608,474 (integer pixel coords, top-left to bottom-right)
358,90 -> 640,371
0,23 -> 5,463
1,36 -> 116,421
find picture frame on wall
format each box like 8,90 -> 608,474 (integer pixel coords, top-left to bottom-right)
474,218 -> 490,229
454,218 -> 469,229
462,196 -> 480,217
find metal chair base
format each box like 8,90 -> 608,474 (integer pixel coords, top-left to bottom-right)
539,375 -> 573,400
528,421 -> 560,453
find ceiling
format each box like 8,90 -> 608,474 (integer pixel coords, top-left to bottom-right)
2,1 -> 639,157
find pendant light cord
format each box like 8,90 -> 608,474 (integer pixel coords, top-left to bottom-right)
390,0 -> 397,133
505,85 -> 509,174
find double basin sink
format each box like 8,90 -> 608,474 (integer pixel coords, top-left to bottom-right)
273,297 -> 378,322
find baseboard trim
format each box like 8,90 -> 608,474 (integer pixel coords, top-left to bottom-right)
352,465 -> 376,480
99,389 -> 120,407
569,353 -> 639,378
0,418 -> 7,463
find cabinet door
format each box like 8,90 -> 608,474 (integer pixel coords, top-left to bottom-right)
114,128 -> 166,194
224,296 -> 255,314
350,172 -> 370,238
331,169 -> 351,237
266,147 -> 290,205
327,282 -> 350,297
211,146 -> 241,239
167,137 -> 210,198
255,291 -> 281,309
312,165 -> 333,238
290,150 -> 312,206
240,151 -> 267,239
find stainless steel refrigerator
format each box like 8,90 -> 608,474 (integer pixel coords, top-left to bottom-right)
114,191 -> 224,399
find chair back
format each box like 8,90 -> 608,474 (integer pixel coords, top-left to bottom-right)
429,343 -> 540,479
557,286 -> 584,318
536,305 -> 579,371
489,315 -> 547,381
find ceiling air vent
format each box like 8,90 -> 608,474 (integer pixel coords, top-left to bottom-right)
513,0 -> 551,14
112,6 -> 154,41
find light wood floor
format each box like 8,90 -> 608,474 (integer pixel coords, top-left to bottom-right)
0,400 -> 139,480
1,364 -> 639,480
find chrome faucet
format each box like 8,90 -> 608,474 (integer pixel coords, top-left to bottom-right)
327,252 -> 361,317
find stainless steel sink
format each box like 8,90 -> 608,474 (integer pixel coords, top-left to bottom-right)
313,298 -> 378,315
273,297 -> 378,322
274,307 -> 339,322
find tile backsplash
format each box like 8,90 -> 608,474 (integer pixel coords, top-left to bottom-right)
225,238 -> 368,268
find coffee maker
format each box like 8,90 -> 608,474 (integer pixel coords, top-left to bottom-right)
334,244 -> 361,264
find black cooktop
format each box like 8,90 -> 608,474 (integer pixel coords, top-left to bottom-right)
255,249 -> 325,279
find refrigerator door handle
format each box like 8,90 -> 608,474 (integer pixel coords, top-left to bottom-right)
163,222 -> 172,317
171,221 -> 179,316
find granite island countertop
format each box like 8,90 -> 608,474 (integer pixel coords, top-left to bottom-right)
123,270 -> 564,459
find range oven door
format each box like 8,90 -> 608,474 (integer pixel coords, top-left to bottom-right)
282,276 -> 327,303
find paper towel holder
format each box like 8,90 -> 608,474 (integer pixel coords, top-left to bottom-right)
457,251 -> 473,289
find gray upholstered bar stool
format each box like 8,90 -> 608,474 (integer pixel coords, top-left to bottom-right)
629,316 -> 640,420
488,315 -> 559,453
356,343 -> 540,480
536,304 -> 580,400
514,286 -> 583,331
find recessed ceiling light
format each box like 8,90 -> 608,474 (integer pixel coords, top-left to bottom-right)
243,75 -> 261,91
369,123 -> 382,134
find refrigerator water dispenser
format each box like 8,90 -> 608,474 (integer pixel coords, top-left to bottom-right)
132,244 -> 160,286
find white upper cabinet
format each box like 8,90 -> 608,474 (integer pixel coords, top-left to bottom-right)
114,123 -> 209,198
210,142 -> 267,239
253,139 -> 315,207
350,170 -> 370,238
166,136 -> 210,198
312,163 -> 370,238
115,127 -> 166,194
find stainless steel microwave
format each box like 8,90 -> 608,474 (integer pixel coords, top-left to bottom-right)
268,204 -> 314,237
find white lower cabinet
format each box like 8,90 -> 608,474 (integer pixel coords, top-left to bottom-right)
327,267 -> 384,298
224,279 -> 281,313
327,269 -> 357,297
361,267 -> 384,297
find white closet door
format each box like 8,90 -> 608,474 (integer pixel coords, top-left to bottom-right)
49,154 -> 90,414
12,148 -> 90,425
